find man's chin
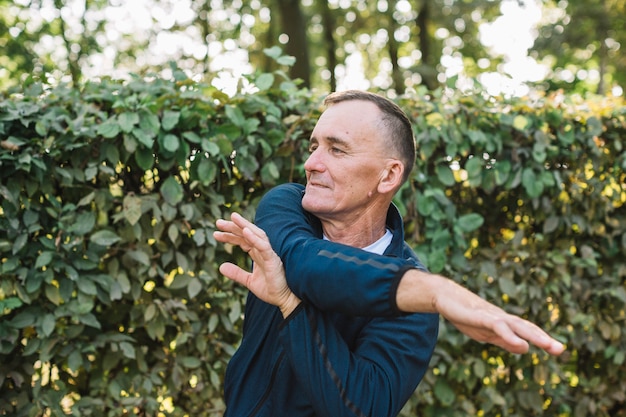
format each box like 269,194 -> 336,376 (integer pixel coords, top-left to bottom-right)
302,192 -> 323,213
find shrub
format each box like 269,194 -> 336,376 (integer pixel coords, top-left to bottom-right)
1,67 -> 624,416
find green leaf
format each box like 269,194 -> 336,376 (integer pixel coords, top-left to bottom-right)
472,359 -> 486,378
465,156 -> 483,179
0,297 -> 22,313
225,105 -> 246,127
277,55 -> 296,66
146,319 -> 165,340
255,73 -> 275,91
182,131 -> 201,144
543,215 -> 560,234
161,133 -> 180,152
169,274 -> 192,290
135,147 -> 154,170
160,176 -> 183,206
10,310 -> 36,329
260,161 -> 279,183
12,233 -> 28,255
498,276 -> 517,296
91,230 -> 121,246
216,135 -> 234,154
494,160 -> 511,186
139,111 -> 160,135
197,158 -> 217,184
126,250 -> 151,266
40,313 -> 56,337
97,120 -> 120,138
434,378 -> 455,406
132,127 -> 154,148
179,356 -> 202,369
45,284 -> 62,305
162,110 -> 180,131
67,211 -> 96,235
187,277 -> 202,299
79,313 -> 101,329
118,112 -> 139,133
35,251 -> 54,269
457,213 -> 484,233
522,168 -> 543,198
586,116 -> 603,136
263,46 -> 282,59
123,195 -> 142,225
67,350 -> 82,372
77,278 -> 97,295
236,154 -> 260,180
119,341 -> 136,359
435,164 -> 455,186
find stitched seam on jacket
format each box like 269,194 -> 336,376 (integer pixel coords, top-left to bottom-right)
318,249 -> 400,272
307,307 -> 367,417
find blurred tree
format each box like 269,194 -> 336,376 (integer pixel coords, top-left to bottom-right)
3,0 -> 624,96
0,0 -> 509,92
277,0 -> 311,87
0,0 -> 55,89
530,0 -> 626,94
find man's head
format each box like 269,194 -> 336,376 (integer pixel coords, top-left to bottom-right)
301,90 -> 416,228
322,90 -> 416,183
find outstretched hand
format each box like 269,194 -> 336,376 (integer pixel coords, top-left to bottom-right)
439,290 -> 565,355
397,272 -> 565,356
213,213 -> 301,317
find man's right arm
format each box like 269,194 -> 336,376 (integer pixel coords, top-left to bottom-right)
254,183 -> 412,317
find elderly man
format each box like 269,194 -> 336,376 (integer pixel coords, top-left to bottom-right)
214,90 -> 564,417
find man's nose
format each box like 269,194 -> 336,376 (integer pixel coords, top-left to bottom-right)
304,148 -> 324,172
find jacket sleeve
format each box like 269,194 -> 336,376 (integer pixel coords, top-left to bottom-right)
279,302 -> 439,417
254,183 -> 416,316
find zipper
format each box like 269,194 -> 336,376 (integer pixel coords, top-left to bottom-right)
248,350 -> 286,416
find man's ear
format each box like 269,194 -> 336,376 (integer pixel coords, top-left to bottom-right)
378,160 -> 404,194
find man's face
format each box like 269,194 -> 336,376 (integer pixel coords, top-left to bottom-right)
301,100 -> 390,221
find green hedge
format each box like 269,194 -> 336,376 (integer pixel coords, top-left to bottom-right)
1,63 -> 625,416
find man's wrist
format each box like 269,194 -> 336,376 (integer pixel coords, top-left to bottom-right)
279,292 -> 302,318
396,269 -> 440,313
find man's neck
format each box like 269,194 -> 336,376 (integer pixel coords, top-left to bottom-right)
321,215 -> 388,248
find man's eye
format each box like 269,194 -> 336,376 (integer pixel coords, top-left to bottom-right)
331,147 -> 344,154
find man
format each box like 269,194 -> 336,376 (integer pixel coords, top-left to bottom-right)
214,90 -> 564,417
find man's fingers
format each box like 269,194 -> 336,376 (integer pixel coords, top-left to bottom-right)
491,319 -> 530,354
231,213 -> 269,240
219,262 -> 251,287
213,230 -> 252,252
242,226 -> 274,255
508,317 -> 566,355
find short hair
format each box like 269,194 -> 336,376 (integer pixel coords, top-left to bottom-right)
323,90 -> 416,184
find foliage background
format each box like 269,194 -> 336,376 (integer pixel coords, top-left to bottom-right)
1,60 -> 625,416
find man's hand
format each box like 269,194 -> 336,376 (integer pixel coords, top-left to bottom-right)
214,213 -> 301,317
397,271 -> 566,356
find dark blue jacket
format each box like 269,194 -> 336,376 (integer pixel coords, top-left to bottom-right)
223,183 -> 439,417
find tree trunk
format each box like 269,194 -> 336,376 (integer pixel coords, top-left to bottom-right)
597,0 -> 609,95
197,0 -> 212,77
387,0 -> 405,93
414,0 -> 437,89
277,0 -> 311,88
55,0 -> 82,86
319,0 -> 337,92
